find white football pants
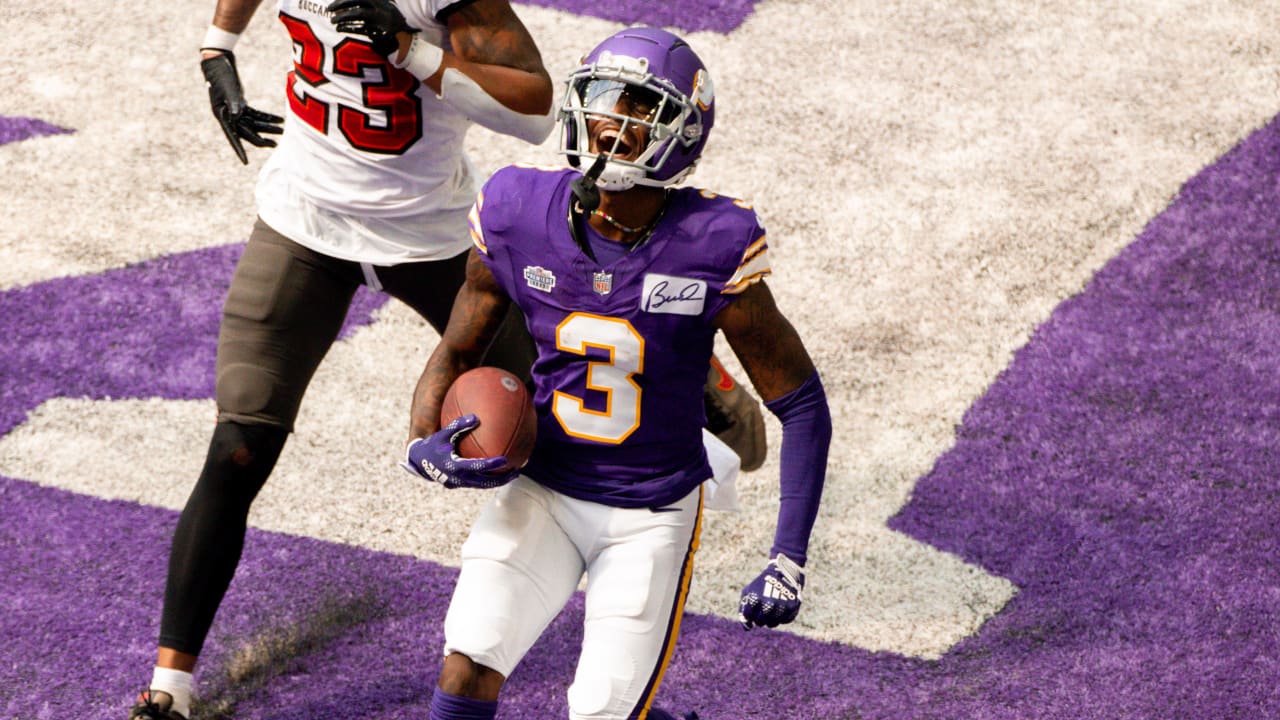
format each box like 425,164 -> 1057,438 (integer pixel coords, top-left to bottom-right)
443,476 -> 703,720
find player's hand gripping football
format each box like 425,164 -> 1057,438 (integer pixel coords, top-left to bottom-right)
738,553 -> 804,630
401,415 -> 518,490
200,53 -> 284,165
328,0 -> 413,58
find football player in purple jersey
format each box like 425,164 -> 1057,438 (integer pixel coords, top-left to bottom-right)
402,26 -> 831,720
130,2 -> 767,719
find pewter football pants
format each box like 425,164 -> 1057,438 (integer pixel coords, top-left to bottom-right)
443,477 -> 703,720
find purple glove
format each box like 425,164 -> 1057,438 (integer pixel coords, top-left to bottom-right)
401,415 -> 517,490
738,553 -> 804,630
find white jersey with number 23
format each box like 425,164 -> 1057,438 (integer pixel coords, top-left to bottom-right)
255,0 -> 479,265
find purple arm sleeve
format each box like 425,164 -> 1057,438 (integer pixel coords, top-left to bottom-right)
763,371 -> 832,566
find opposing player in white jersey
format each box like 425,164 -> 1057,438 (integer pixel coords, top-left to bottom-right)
402,27 -> 831,720
128,1 -> 556,718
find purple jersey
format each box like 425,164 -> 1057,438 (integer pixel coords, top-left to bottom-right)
471,165 -> 771,508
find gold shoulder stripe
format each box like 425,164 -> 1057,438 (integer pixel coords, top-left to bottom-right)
467,199 -> 487,254
723,269 -> 772,294
740,235 -> 768,266
724,238 -> 772,293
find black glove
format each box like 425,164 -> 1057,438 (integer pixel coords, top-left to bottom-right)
327,0 -> 412,58
200,52 -> 284,165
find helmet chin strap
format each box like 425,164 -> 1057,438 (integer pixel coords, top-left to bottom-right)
596,164 -> 644,192
570,154 -> 609,212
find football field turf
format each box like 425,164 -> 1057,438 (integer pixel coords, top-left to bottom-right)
2,1 -> 1278,717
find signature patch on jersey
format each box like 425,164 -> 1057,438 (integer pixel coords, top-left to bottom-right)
524,266 -> 557,293
641,273 -> 706,315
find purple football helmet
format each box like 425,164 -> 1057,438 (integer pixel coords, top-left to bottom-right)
560,26 -> 715,190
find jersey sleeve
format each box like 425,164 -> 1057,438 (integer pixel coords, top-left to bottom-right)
701,203 -> 772,319
722,224 -> 771,296
467,165 -> 537,299
468,167 -> 512,295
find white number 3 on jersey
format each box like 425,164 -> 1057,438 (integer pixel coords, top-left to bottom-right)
552,313 -> 644,444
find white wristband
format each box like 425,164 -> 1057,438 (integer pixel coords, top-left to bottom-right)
201,25 -> 241,53
393,33 -> 444,80
773,553 -> 804,585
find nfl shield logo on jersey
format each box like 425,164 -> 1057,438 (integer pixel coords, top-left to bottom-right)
593,271 -> 613,295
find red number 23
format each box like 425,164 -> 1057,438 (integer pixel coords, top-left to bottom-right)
280,13 -> 424,155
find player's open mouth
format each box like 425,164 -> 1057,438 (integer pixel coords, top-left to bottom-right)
594,127 -> 635,159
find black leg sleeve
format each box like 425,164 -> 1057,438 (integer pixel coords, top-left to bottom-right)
158,421 -> 288,655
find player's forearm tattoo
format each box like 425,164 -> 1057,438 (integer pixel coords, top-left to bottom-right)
450,1 -> 546,73
409,255 -> 508,437
728,284 -> 817,403
212,0 -> 266,33
448,252 -> 510,357
410,360 -> 454,437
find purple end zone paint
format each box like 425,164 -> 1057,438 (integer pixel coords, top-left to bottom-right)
0,244 -> 385,438
890,113 -> 1280,718
515,0 -> 760,34
0,115 -> 73,145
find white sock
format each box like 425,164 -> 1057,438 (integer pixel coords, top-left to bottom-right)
149,667 -> 194,718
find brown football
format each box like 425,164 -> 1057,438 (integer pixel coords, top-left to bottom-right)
439,366 -> 537,472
